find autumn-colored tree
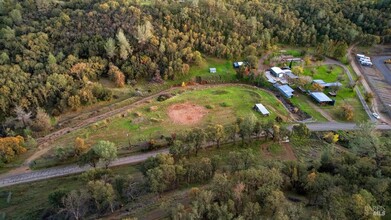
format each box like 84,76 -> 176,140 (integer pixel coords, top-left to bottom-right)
0,136 -> 26,163
68,95 -> 81,111
74,137 -> 88,156
323,132 -> 339,144
108,63 -> 125,87
31,108 -> 51,132
311,83 -> 324,92
292,66 -> 304,76
341,104 -> 354,121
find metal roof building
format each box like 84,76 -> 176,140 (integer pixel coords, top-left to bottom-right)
310,92 -> 334,105
271,67 -> 284,78
253,104 -> 270,116
277,84 -> 294,98
209,68 -> 217,73
313,79 -> 342,88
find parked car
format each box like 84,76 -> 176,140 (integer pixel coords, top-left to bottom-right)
372,112 -> 380,119
384,59 -> 391,64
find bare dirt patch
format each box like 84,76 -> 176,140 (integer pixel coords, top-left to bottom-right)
167,102 -> 208,125
261,142 -> 297,161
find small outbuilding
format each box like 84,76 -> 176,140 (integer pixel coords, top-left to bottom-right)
253,103 -> 270,116
276,84 -> 294,98
310,92 -> 335,105
233,61 -> 244,68
312,79 -> 342,88
271,67 -> 284,78
283,70 -> 298,79
209,68 -> 217,73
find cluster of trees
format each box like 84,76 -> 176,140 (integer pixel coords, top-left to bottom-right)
36,123 -> 391,219
52,139 -> 118,169
168,115 -> 290,160
45,168 -> 143,219
168,128 -> 391,219
1,0 -> 389,122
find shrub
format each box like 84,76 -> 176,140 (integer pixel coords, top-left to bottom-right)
219,102 -> 230,107
205,104 -> 214,109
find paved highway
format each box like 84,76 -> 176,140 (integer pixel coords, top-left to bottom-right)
372,56 -> 391,85
1,123 -> 390,188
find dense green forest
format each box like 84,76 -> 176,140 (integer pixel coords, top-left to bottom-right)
0,0 -> 390,124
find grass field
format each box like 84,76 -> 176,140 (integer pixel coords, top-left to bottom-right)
185,57 -> 237,82
290,94 -> 328,122
295,65 -> 368,122
35,85 -> 289,167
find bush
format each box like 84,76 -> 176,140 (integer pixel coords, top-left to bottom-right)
48,189 -> 68,208
92,84 -> 112,101
219,102 -> 230,107
81,168 -> 113,182
205,104 -> 214,109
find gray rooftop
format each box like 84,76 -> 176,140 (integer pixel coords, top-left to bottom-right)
277,84 -> 294,98
310,92 -> 332,102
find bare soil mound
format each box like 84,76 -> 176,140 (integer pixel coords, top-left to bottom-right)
168,102 -> 208,125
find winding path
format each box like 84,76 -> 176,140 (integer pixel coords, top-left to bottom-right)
2,83 -> 287,177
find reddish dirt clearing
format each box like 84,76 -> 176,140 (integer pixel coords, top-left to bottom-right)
167,102 -> 208,125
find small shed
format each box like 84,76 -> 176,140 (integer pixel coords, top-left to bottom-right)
209,68 -> 217,73
313,80 -> 342,88
233,62 -> 244,68
271,67 -> 284,78
310,92 -> 335,105
253,103 -> 270,116
283,70 -> 298,79
277,84 -> 294,98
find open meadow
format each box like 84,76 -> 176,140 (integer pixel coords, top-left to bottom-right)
32,85 -> 290,167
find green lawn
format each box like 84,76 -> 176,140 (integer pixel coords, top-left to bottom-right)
35,85 -> 290,167
290,94 -> 328,122
297,65 -> 368,122
285,49 -> 302,57
184,57 -> 238,82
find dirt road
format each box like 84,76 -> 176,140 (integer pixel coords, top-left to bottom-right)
1,122 -> 390,187
6,83 -> 285,177
349,46 -> 391,124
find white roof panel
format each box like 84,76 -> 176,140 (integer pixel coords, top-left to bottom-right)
255,103 -> 270,115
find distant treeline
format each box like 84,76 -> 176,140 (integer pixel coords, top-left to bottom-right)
0,0 -> 390,119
